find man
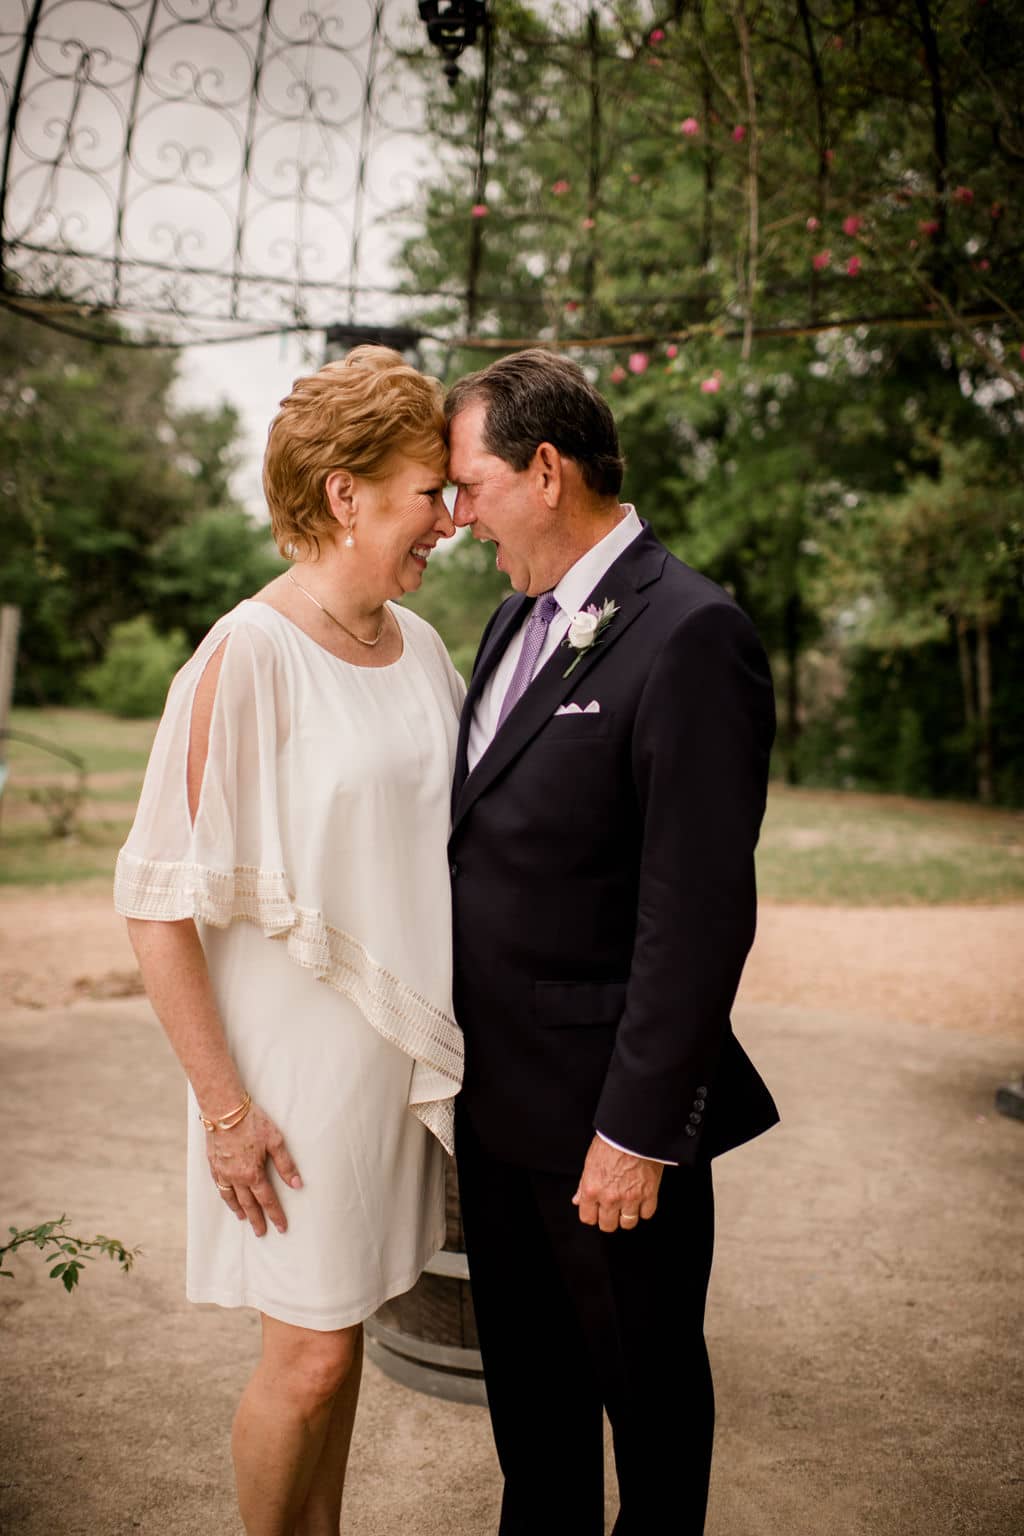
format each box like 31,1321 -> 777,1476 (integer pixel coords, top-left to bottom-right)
446,350 -> 779,1535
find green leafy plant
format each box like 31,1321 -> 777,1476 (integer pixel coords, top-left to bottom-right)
84,615 -> 188,718
0,1216 -> 140,1293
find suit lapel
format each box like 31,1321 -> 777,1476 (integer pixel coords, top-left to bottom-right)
453,593 -> 529,796
452,529 -> 667,834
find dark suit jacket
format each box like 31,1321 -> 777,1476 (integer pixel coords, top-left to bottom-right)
449,525 -> 779,1174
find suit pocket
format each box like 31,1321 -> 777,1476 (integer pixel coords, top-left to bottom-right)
544,711 -> 614,740
534,980 -> 627,1028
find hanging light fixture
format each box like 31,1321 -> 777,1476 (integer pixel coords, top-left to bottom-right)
418,0 -> 487,87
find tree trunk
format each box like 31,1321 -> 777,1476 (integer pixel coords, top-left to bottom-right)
975,616 -> 993,804
955,615 -> 976,726
783,592 -> 801,785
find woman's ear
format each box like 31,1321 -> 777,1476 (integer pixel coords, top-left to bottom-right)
324,469 -> 355,528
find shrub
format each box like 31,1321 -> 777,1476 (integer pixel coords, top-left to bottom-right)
83,615 -> 188,718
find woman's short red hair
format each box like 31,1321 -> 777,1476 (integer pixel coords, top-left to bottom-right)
262,345 -> 446,558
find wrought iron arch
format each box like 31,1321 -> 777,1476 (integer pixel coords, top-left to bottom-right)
0,0 -> 488,343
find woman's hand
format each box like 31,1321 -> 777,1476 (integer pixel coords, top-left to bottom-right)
206,1104 -> 303,1236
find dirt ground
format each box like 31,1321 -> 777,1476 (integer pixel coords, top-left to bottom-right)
1,886 -> 1022,1039
1,890 -> 1022,1535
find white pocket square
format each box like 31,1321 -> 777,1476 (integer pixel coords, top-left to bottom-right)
555,700 -> 601,716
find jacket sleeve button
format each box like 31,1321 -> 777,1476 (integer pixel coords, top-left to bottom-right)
685,1125 -> 698,1137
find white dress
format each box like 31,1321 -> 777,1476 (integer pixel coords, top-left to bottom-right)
114,599 -> 466,1331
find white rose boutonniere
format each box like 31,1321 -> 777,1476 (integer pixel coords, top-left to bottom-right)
562,598 -> 620,677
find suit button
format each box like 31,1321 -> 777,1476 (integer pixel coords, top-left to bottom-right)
449,862 -> 458,878
694,1098 -> 706,1111
689,1112 -> 701,1124
696,1086 -> 709,1096
685,1125 -> 698,1137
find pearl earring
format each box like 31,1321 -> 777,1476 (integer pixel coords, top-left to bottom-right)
344,527 -> 355,548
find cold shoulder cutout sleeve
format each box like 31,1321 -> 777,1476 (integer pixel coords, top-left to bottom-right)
114,620 -> 294,929
115,608 -> 464,1152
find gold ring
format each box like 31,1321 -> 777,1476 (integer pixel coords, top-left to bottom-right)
216,1181 -> 232,1191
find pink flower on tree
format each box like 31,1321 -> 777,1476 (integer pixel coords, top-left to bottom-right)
700,374 -> 722,395
581,216 -> 596,230
831,35 -> 844,49
565,300 -> 580,312
471,203 -> 488,218
610,365 -> 627,383
666,343 -> 679,359
806,216 -> 821,232
975,259 -> 991,272
732,125 -> 747,142
628,352 -> 649,375
680,117 -> 700,137
551,179 -> 570,195
953,185 -> 974,204
846,256 -> 862,276
842,215 -> 863,237
824,149 -> 836,165
919,219 -> 941,237
650,28 -> 665,44
812,249 -> 831,271
629,173 -> 642,184
990,202 -> 1004,220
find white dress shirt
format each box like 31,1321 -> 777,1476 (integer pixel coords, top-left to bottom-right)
466,505 -> 643,772
465,504 -> 676,1167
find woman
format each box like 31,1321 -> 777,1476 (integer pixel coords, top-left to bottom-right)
114,346 -> 464,1535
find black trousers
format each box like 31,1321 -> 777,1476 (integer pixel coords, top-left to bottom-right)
456,1114 -> 716,1536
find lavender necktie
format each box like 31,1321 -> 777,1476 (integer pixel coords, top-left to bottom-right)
496,592 -> 560,729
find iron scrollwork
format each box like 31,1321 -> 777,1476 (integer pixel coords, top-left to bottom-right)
0,0 -> 485,341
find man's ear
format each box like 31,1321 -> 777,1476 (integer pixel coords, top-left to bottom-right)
533,442 -> 563,507
324,469 -> 356,528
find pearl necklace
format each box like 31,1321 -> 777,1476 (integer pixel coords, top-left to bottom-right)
287,571 -> 386,647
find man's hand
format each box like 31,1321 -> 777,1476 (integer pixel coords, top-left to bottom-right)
572,1135 -> 664,1232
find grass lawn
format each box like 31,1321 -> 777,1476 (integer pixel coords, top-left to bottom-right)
5,707 -> 157,777
758,783 -> 1024,904
1,708 -> 156,886
1,709 -> 1022,902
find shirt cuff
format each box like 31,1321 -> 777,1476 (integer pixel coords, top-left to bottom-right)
596,1130 -> 679,1167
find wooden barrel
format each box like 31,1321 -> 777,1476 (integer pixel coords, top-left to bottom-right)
364,1157 -> 486,1405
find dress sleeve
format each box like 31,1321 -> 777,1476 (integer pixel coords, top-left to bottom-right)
113,622 -> 294,930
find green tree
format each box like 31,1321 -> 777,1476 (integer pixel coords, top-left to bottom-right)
817,437 -> 1024,803
83,615 -> 190,719
0,306 -> 254,702
397,1 -> 1024,798
146,509 -> 285,650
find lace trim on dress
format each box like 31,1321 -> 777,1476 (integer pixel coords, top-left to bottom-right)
114,851 -> 461,1154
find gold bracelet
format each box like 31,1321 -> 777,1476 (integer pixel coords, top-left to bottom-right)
198,1091 -> 252,1133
